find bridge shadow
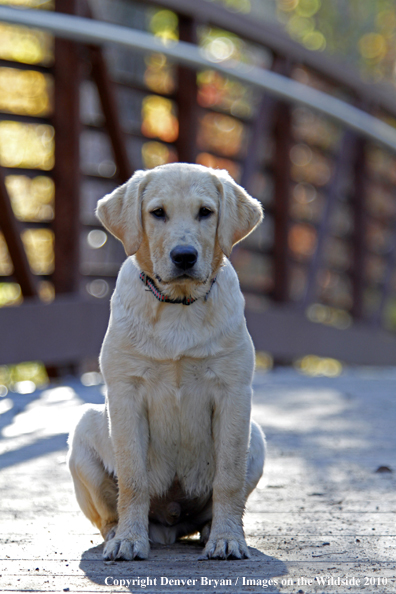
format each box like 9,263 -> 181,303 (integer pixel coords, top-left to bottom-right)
251,369 -> 396,492
0,379 -> 105,469
79,539 -> 288,593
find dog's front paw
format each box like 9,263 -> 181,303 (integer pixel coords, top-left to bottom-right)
103,535 -> 149,561
199,531 -> 250,560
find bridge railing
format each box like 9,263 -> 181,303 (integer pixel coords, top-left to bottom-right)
1,1 -> 396,370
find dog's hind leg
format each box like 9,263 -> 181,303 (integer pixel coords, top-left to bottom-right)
246,420 -> 266,497
68,405 -> 119,541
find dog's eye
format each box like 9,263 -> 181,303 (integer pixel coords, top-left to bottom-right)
151,208 -> 165,218
199,207 -> 212,218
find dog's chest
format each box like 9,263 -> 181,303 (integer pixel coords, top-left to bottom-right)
143,358 -> 217,495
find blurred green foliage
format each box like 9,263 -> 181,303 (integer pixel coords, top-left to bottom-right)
276,0 -> 396,84
0,361 -> 48,389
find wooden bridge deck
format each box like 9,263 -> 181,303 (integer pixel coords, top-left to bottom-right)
0,369 -> 395,593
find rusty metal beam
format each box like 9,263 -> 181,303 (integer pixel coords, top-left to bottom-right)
272,93 -> 292,302
240,94 -> 275,194
241,57 -> 290,200
175,16 -> 198,164
89,46 -> 134,182
373,211 -> 396,326
350,137 -> 367,320
81,0 -> 134,182
0,167 -> 37,297
52,0 -> 81,294
302,131 -> 357,308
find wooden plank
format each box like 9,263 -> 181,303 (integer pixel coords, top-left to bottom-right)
2,299 -> 396,366
0,167 -> 37,297
0,297 -> 109,366
52,0 -> 81,294
245,305 -> 396,365
0,369 -> 395,591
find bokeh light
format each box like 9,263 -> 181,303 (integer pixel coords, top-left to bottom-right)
141,95 -> 178,143
277,0 -> 396,82
6,175 -> 54,221
0,0 -> 53,7
288,223 -> 317,259
198,112 -> 244,157
255,351 -> 274,371
0,23 -> 53,65
0,282 -> 22,307
359,33 -> 387,61
0,360 -> 48,390
0,67 -> 52,117
87,230 -> 107,249
87,279 -> 109,299
196,152 -> 240,180
306,303 -> 352,330
148,9 -> 178,42
144,54 -> 175,95
142,141 -> 177,169
0,234 -> 13,275
206,0 -> 251,13
201,28 -> 244,64
22,228 -> 54,275
295,354 -> 343,377
197,70 -> 253,118
0,121 -> 54,170
38,279 -> 54,302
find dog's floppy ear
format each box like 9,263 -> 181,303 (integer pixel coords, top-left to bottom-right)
214,170 -> 263,257
96,170 -> 148,256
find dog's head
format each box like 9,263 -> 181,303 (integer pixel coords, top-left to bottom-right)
96,163 -> 263,298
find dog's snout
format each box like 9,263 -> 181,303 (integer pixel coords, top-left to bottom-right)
170,245 -> 198,270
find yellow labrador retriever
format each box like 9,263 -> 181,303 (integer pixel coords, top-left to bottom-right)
68,163 -> 265,561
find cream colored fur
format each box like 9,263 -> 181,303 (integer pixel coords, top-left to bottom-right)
68,163 -> 266,561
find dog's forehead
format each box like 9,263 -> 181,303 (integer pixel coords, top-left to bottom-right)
143,167 -> 219,207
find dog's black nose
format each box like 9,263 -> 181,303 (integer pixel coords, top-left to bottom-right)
170,245 -> 198,270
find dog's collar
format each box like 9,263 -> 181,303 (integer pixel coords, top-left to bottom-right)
139,272 -> 216,306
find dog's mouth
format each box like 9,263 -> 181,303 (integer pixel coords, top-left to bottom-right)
148,270 -> 214,302
155,271 -> 203,284
173,273 -> 195,281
